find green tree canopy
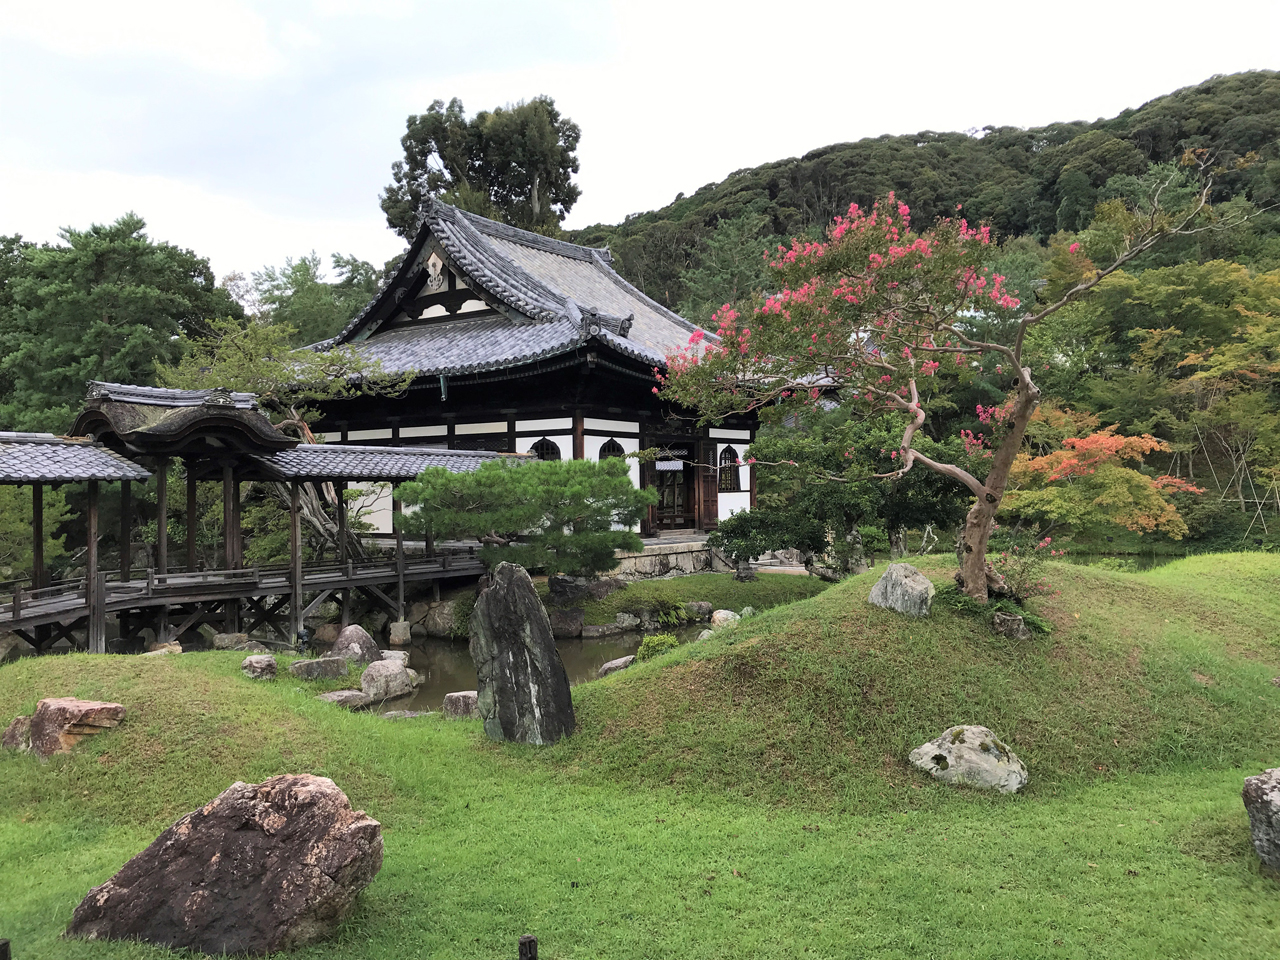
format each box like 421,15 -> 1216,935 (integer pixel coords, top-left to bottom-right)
0,214 -> 241,432
382,95 -> 582,238
252,252 -> 383,346
396,457 -> 655,578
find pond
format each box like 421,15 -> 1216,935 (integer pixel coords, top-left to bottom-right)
320,626 -> 702,715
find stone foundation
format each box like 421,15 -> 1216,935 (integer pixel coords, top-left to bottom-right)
609,541 -> 733,580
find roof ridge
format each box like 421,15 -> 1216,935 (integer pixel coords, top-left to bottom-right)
456,208 -> 609,262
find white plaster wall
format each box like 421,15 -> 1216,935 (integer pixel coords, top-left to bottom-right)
516,417 -> 572,432
584,434 -> 641,487
516,433 -> 573,459
347,428 -> 393,442
716,441 -> 751,522
351,481 -> 394,534
401,424 -> 447,439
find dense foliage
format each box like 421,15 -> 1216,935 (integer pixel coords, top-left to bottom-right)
573,71 -> 1280,319
382,95 -> 582,238
396,457 -> 655,577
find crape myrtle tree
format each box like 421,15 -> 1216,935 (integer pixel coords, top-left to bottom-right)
395,457 -> 655,578
660,156 -> 1239,600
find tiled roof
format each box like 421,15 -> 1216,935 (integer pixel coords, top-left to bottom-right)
86,381 -> 259,409
247,444 -> 528,481
0,433 -> 152,483
325,200 -> 707,378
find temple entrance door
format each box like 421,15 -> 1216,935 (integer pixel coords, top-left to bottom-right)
654,463 -> 694,529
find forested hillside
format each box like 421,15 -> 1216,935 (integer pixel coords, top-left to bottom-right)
572,71 -> 1280,317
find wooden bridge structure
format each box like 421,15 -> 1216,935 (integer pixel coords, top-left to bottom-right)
1,383 -> 518,654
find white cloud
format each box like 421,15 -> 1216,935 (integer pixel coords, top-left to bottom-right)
0,0 -> 282,79
0,164 -> 407,280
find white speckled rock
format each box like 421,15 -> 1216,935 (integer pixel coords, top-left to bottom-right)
442,690 -> 479,719
909,725 -> 1027,793
240,655 -> 276,680
868,563 -> 935,617
710,610 -> 740,629
597,655 -> 635,679
360,660 -> 415,701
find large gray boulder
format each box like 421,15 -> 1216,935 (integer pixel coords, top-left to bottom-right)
288,657 -> 348,681
360,660 -> 416,701
212,632 -> 248,650
548,607 -> 584,639
442,690 -> 479,719
909,725 -> 1028,793
468,562 -> 574,744
597,655 -> 635,679
710,609 -> 740,629
868,563 -> 935,617
548,574 -> 625,604
331,625 -> 381,663
1243,768 -> 1280,871
64,774 -> 382,954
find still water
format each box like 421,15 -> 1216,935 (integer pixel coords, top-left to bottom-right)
332,633 -> 647,714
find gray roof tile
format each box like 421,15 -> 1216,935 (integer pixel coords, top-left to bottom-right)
0,433 -> 152,483
248,444 -> 527,481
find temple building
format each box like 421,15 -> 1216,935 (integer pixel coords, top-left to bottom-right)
312,200 -> 756,534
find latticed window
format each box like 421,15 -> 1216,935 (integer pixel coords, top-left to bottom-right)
530,437 -> 561,461
599,438 -> 625,460
718,446 -> 741,492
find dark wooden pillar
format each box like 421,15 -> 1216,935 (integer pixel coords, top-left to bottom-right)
185,468 -> 197,571
290,481 -> 302,640
31,482 -> 44,590
119,479 -> 132,580
393,495 -> 405,622
221,463 -> 235,571
156,458 -> 169,574
573,410 -> 585,460
336,480 -> 350,627
87,480 -> 104,654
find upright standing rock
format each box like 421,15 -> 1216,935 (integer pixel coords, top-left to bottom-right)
468,562 -> 574,744
1243,768 -> 1280,871
868,563 -> 936,617
64,774 -> 382,955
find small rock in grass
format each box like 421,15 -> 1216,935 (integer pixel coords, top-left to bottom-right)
909,725 -> 1027,794
235,640 -> 271,653
316,690 -> 371,710
739,606 -> 756,618
241,655 -> 276,680
146,640 -> 182,654
442,690 -> 479,719
597,655 -> 635,679
4,698 -> 126,760
696,629 -> 714,641
289,657 -> 348,681
992,612 -> 1032,642
868,563 -> 935,617
383,710 -> 432,720
360,660 -> 415,701
1243,768 -> 1280,871
710,609 -> 740,629
331,624 -> 381,663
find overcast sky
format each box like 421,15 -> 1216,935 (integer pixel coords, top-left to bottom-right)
1,0 -> 1277,281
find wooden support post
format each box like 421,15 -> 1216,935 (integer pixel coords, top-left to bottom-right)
393,496 -> 405,623
31,482 -> 44,589
186,467 -> 197,571
519,934 -> 538,960
222,463 -> 234,570
1,936 -> 10,960
232,473 -> 242,570
156,458 -> 169,575
87,480 -> 104,654
290,481 -> 302,640
337,480 -> 350,627
573,410 -> 585,460
120,479 -> 132,580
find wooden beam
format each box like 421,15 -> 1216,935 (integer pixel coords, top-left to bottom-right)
31,482 -> 44,590
336,480 -> 348,562
393,496 -> 405,622
573,410 -> 585,460
185,467 -> 197,571
119,479 -> 132,580
222,463 -> 235,571
156,459 -> 169,574
290,481 -> 302,641
86,480 -> 104,654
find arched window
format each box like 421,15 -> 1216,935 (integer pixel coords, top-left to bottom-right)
718,446 -> 742,492
530,437 -> 561,461
599,438 -> 625,460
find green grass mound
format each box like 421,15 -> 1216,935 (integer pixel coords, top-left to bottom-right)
550,554 -> 1280,811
